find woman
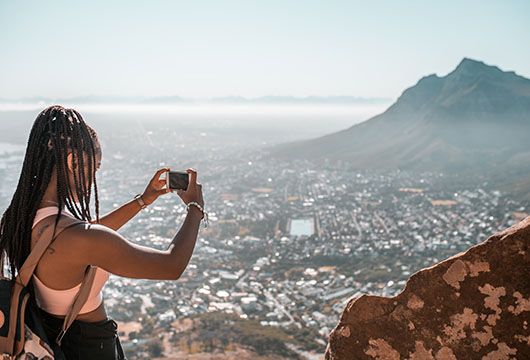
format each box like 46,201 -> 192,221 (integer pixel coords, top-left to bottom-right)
0,105 -> 205,359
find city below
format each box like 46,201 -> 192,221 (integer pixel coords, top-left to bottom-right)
1,122 -> 526,359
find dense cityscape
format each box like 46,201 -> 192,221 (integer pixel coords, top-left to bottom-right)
0,118 -> 527,359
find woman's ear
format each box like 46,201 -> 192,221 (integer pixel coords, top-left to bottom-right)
66,152 -> 75,173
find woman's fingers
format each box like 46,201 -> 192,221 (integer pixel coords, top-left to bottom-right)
157,187 -> 172,195
187,168 -> 197,185
153,167 -> 170,181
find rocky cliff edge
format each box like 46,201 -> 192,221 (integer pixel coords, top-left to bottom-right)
325,216 -> 530,359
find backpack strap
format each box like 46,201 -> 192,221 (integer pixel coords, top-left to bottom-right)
9,214 -> 101,349
23,215 -> 101,345
55,265 -> 98,345
16,215 -> 85,287
6,214 -> 87,354
25,216 -> 100,345
0,251 -> 6,279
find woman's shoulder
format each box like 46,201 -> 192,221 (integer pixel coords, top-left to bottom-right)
58,219 -> 114,246
32,211 -> 92,244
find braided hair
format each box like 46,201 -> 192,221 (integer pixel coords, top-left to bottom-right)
0,105 -> 100,280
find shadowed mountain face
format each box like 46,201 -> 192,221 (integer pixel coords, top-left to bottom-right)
269,58 -> 530,172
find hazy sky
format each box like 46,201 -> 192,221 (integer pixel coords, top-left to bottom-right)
1,0 -> 529,99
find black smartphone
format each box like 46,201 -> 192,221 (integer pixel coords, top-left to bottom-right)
166,170 -> 189,191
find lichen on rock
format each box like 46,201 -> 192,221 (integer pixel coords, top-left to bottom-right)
325,216 -> 530,359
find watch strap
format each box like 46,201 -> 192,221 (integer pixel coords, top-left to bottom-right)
134,193 -> 147,209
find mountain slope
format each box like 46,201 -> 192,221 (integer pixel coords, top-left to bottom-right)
269,58 -> 530,171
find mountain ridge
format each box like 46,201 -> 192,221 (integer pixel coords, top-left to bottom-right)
269,58 -> 530,173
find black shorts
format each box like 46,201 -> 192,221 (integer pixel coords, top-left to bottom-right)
39,308 -> 127,360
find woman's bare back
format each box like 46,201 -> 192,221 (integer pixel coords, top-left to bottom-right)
31,214 -> 108,322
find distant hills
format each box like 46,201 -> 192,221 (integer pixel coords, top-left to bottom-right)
0,95 -> 389,105
269,58 -> 530,173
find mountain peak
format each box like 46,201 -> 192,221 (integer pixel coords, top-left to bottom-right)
395,58 -> 507,111
270,58 -> 530,170
457,57 -> 487,67
451,57 -> 501,77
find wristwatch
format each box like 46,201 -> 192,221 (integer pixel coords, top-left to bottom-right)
134,193 -> 147,209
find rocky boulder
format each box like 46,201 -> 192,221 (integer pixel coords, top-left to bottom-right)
325,216 -> 530,359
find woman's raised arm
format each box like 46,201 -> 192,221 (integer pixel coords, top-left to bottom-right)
91,167 -> 171,230
75,167 -> 204,280
72,206 -> 202,280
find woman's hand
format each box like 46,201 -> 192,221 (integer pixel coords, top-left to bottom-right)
176,168 -> 204,207
141,167 -> 172,205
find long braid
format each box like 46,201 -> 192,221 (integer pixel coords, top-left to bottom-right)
59,112 -> 83,218
0,105 -> 100,280
1,106 -> 57,277
76,111 -> 101,224
88,127 -> 101,224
